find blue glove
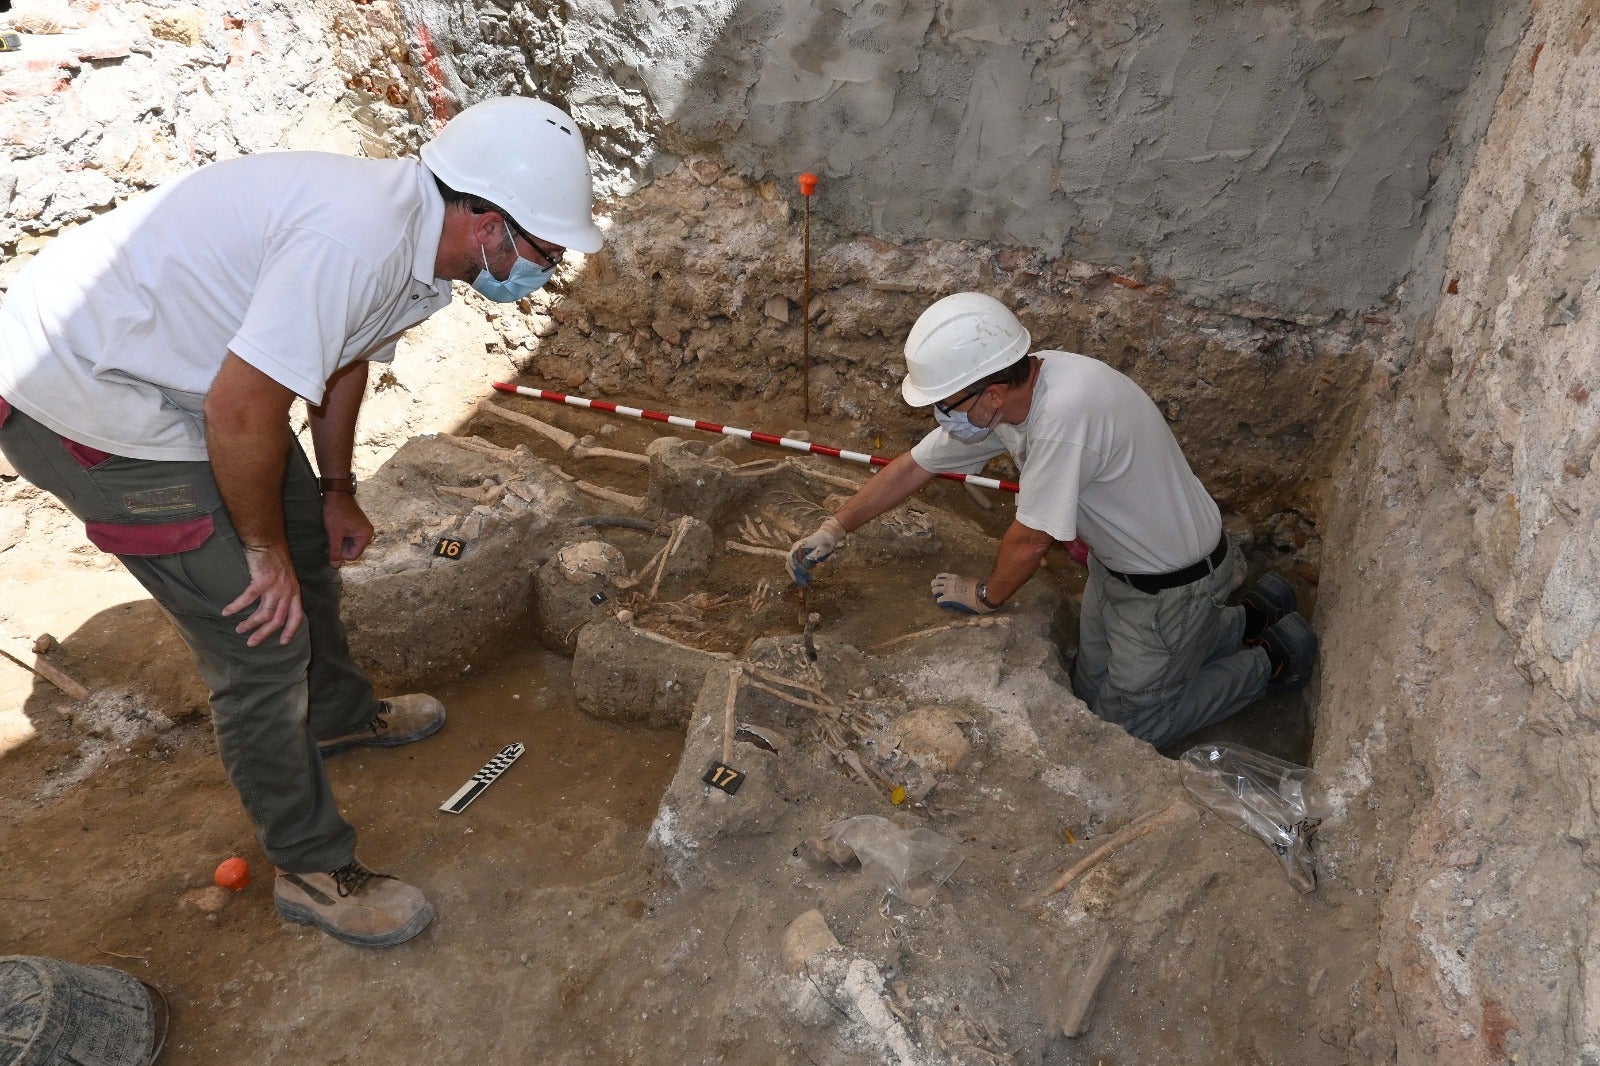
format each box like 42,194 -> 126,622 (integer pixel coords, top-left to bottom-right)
786,517 -> 846,587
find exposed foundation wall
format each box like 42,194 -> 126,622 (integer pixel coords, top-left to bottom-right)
0,0 -> 413,271
1313,0 -> 1599,1060
404,0 -> 1503,316
525,165 -> 1389,568
0,0 -> 532,477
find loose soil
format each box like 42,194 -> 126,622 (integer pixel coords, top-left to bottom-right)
1,381 -> 1324,1064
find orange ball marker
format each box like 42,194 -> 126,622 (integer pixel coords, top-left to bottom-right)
214,856 -> 250,891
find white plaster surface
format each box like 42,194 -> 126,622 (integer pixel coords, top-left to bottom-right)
402,0 -> 1512,315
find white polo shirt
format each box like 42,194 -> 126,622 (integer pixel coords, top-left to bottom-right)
0,153 -> 452,461
910,351 -> 1222,575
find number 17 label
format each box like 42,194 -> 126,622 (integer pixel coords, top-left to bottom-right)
702,761 -> 746,795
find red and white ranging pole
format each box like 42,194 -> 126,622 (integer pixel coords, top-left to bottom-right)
488,381 -> 1022,493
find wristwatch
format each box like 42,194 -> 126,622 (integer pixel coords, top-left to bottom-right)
318,475 -> 357,495
977,581 -> 1000,610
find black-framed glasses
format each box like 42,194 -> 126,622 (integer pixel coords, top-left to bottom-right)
934,387 -> 985,417
487,210 -> 566,269
521,231 -> 565,269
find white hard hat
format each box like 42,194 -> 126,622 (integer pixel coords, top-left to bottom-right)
421,96 -> 604,253
901,292 -> 1032,406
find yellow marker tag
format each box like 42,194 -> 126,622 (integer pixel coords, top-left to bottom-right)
1062,826 -> 1077,844
890,785 -> 907,806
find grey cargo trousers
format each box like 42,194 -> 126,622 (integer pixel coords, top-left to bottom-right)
0,401 -> 380,871
1071,541 -> 1271,749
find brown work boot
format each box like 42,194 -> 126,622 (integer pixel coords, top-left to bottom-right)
273,859 -> 435,947
318,694 -> 445,758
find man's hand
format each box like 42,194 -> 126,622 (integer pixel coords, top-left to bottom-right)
224,543 -> 305,646
930,573 -> 997,614
322,492 -> 374,566
786,516 -> 847,587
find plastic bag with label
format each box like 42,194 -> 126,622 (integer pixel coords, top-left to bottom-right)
805,815 -> 963,906
1179,742 -> 1328,893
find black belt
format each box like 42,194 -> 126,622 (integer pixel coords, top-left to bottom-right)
1102,532 -> 1227,595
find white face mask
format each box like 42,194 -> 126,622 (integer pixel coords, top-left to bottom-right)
934,405 -> 997,443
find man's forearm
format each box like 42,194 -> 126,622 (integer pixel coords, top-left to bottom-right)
982,520 -> 1054,605
309,360 -> 367,480
833,452 -> 937,532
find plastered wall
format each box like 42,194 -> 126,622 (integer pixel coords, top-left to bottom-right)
401,0 -> 1506,317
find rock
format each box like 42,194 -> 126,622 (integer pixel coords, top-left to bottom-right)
646,664 -> 787,883
763,295 -> 791,324
573,616 -> 720,728
180,885 -> 231,914
688,159 -> 722,186
341,436 -> 586,689
530,553 -> 616,656
651,318 -> 682,345
645,438 -> 764,527
31,634 -> 57,655
782,909 -> 841,972
139,4 -> 205,45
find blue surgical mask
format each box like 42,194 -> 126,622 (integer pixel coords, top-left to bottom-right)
472,223 -> 555,302
934,406 -> 996,443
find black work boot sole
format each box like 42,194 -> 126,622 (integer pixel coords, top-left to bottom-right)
1262,611 -> 1318,690
1243,572 -> 1298,633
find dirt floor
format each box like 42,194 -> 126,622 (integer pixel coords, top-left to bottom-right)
0,384 -> 1330,1064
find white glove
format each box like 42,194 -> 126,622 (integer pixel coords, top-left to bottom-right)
786,517 -> 847,587
930,573 -> 997,614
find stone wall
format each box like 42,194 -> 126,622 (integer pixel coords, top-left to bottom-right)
1311,1 -> 1600,1060
0,0 -> 527,476
523,161 -> 1390,558
0,0 -> 416,275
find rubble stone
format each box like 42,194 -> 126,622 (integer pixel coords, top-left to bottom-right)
781,909 -> 841,973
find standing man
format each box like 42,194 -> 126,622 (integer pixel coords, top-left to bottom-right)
787,292 -> 1318,750
0,96 -> 604,946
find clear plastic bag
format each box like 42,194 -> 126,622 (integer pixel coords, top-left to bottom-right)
1179,742 -> 1328,893
806,815 -> 964,906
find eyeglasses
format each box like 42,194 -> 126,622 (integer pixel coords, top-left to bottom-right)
520,231 -> 565,269
512,222 -> 569,265
486,211 -> 566,269
934,387 -> 985,417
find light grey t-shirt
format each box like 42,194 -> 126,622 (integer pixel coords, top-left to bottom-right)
0,153 -> 451,461
910,351 -> 1221,575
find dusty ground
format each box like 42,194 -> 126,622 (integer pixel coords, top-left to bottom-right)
0,379 -> 1344,1064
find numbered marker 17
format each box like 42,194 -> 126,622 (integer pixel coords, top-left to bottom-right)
702,761 -> 746,795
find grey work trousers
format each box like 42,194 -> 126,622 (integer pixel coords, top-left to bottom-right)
0,402 -> 378,871
1071,542 -> 1270,749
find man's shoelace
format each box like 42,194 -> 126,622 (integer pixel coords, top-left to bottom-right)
330,861 -> 386,898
